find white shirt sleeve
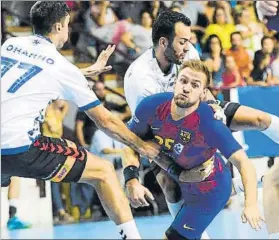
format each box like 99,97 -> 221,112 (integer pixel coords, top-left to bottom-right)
125,73 -> 160,115
57,58 -> 101,111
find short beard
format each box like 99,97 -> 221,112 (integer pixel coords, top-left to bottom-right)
174,95 -> 196,108
164,44 -> 182,65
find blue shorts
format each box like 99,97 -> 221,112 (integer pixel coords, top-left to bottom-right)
166,156 -> 232,239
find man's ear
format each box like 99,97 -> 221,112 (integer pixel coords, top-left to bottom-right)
200,88 -> 207,102
54,22 -> 62,33
159,37 -> 169,50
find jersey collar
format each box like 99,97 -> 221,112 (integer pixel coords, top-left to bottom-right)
34,34 -> 52,44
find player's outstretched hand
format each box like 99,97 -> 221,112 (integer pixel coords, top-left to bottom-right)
208,103 -> 227,125
82,45 -> 116,77
258,1 -> 278,17
138,141 -> 160,160
241,204 -> 265,231
126,179 -> 155,208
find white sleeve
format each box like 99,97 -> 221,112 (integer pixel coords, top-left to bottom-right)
124,73 -> 160,115
57,59 -> 101,111
185,43 -> 200,61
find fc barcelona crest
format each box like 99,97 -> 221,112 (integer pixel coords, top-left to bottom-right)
180,130 -> 191,143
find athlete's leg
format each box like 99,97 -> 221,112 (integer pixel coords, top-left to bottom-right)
263,160 -> 279,234
155,168 -> 210,239
7,177 -> 31,230
63,140 -> 140,239
165,157 -> 232,240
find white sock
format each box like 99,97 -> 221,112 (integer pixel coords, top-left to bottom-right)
166,199 -> 210,239
262,114 -> 279,144
166,198 -> 184,218
9,199 -> 19,209
232,178 -> 244,195
117,219 -> 141,239
201,231 -> 210,239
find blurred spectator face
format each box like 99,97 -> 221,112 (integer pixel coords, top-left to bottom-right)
262,38 -> 275,54
239,9 -> 250,25
190,32 -> 198,45
93,82 -> 106,101
225,55 -> 237,71
215,8 -> 226,25
166,22 -> 191,65
141,12 -> 152,28
231,33 -> 243,48
210,36 -> 222,53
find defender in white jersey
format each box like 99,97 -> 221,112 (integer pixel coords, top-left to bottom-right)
1,2 -> 160,239
123,10 -> 279,240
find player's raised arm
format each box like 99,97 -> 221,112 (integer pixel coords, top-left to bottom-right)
203,119 -> 263,231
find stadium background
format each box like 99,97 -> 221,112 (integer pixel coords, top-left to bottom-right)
1,0 -> 279,238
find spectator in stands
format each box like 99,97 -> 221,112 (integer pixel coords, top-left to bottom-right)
6,177 -> 31,230
202,34 -> 226,88
41,100 -> 74,224
119,10 -> 153,57
235,8 -> 264,58
226,32 -> 253,80
254,36 -> 277,67
222,55 -> 245,88
90,125 -> 126,187
203,4 -> 235,49
76,81 -> 131,149
249,53 -> 273,86
177,0 -> 206,33
234,1 -> 258,23
112,1 -> 149,24
149,0 -> 167,20
271,50 -> 279,85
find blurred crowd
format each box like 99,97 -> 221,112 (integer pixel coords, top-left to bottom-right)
2,0 -> 279,228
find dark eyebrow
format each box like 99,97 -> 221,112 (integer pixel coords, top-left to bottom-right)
180,38 -> 189,42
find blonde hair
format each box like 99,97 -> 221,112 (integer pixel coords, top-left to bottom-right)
180,60 -> 212,87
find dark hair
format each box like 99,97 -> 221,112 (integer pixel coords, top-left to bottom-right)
212,7 -> 225,24
30,1 -> 70,35
261,36 -> 274,47
152,10 -> 191,46
230,31 -> 242,41
203,34 -> 223,54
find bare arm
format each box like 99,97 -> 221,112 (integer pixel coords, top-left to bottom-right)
229,149 -> 258,207
86,105 -> 159,159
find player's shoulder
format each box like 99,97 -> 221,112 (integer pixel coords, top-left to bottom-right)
197,102 -> 214,118
138,92 -> 173,109
2,36 -> 26,48
125,48 -> 154,78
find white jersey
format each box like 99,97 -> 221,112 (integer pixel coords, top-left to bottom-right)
1,35 -> 100,154
124,44 -> 200,114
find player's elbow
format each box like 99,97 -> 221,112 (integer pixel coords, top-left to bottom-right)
250,111 -> 271,131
